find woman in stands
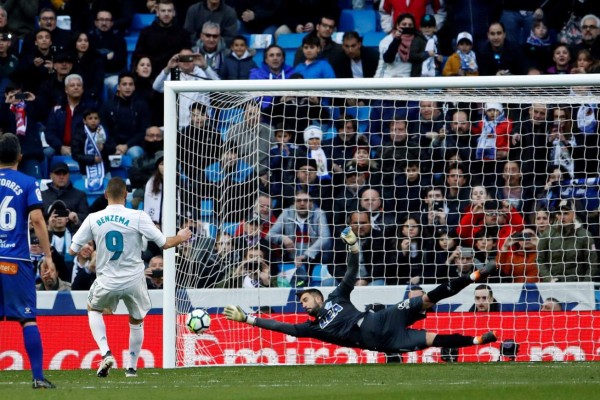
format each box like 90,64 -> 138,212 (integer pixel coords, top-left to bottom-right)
71,31 -> 104,105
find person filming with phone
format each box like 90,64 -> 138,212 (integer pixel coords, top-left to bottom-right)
497,228 -> 539,283
152,47 -> 220,127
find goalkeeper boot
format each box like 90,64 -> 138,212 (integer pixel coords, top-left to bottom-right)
476,331 -> 498,345
472,262 -> 497,282
97,351 -> 115,377
32,378 -> 56,389
125,368 -> 137,378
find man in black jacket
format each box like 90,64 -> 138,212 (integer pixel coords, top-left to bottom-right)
338,31 -> 379,79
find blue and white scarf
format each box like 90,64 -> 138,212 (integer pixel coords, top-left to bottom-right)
84,125 -> 105,191
577,104 -> 598,134
476,112 -> 506,160
458,50 -> 478,72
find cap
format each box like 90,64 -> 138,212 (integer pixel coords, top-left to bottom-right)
459,247 -> 474,257
53,50 -> 75,63
295,157 -> 318,171
456,31 -> 473,44
484,199 -> 501,211
485,102 -> 504,113
50,161 -> 69,174
48,200 -> 69,218
303,126 -> 323,144
558,199 -> 574,211
420,14 -> 436,28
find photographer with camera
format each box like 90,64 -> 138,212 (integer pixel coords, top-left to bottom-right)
152,48 -> 219,128
497,228 -> 540,283
144,255 -> 164,289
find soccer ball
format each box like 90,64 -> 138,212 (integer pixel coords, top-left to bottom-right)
185,309 -> 211,334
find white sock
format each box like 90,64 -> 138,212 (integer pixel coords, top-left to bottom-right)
127,322 -> 144,370
88,311 -> 110,356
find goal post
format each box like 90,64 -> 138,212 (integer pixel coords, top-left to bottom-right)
163,75 -> 600,368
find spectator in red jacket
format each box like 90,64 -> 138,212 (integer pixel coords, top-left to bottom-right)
456,199 -> 524,250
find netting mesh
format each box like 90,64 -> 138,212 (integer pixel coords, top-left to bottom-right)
169,81 -> 600,366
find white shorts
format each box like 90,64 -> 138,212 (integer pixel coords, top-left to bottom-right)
88,278 -> 152,320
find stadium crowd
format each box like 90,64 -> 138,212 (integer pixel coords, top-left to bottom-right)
1,1 -> 599,292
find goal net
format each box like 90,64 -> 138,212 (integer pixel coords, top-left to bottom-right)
163,75 -> 600,367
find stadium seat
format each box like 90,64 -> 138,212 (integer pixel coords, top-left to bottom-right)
221,222 -> 240,236
130,14 -> 155,33
248,34 -> 273,49
339,9 -> 377,35
345,105 -> 371,132
331,32 -> 344,44
199,198 -> 215,222
277,33 -> 306,50
72,177 -> 109,206
309,264 -> 333,286
362,31 -> 386,48
253,49 -> 264,66
110,155 -> 132,179
125,35 -> 138,52
51,155 -> 79,173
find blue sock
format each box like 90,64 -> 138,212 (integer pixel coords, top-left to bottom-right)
23,325 -> 44,380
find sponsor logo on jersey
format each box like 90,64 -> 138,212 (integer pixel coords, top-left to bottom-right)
0,261 -> 18,274
0,239 -> 16,249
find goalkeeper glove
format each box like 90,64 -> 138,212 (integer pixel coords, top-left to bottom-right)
224,305 -> 256,325
341,226 -> 359,252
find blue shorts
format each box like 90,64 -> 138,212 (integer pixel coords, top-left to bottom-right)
0,259 -> 37,320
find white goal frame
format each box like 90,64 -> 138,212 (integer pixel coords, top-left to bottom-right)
162,74 -> 600,368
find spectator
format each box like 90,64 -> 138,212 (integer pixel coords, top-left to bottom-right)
219,35 -> 257,80
226,104 -> 271,169
20,8 -> 71,58
420,185 -> 450,235
457,198 -> 524,250
88,10 -> 128,101
438,110 -> 476,172
129,126 -> 164,193
275,0 -> 340,39
381,0 -> 440,31
443,163 -> 471,226
191,21 -> 228,77
477,21 -> 526,76
332,163 -> 368,231
302,125 -> 332,181
337,31 -> 379,79
469,284 -> 500,312
35,50 -> 75,120
36,250 -> 71,292
221,246 -> 275,288
360,187 -> 397,239
266,190 -> 332,271
572,14 -> 600,60
281,157 -> 333,212
269,123 -> 300,183
410,100 -> 445,172
333,209 -> 386,286
131,56 -> 162,125
0,32 -> 18,93
144,255 -> 164,289
234,0 -> 281,35
44,74 -> 93,159
249,44 -> 294,109
473,227 -> 499,282
70,240 -> 96,290
471,102 -> 513,186
394,160 -> 429,220
499,1 -> 545,45
497,228 -> 539,283
152,48 -> 219,128
546,43 -> 572,74
46,200 -> 74,279
446,246 -> 480,279
292,33 -> 336,79
375,13 -> 426,78
328,117 -> 363,177
101,72 -> 150,162
41,160 -> 89,230
496,161 -> 535,217
0,1 -> 36,38
389,214 -> 430,285
429,227 -> 457,283
71,108 -> 115,190
441,1 -> 502,51
380,116 -> 420,186
184,0 -> 237,46
144,154 -> 164,227
134,0 -> 191,78
522,18 -> 553,71
541,297 -> 563,312
0,83 -> 44,178
419,14 -> 443,77
537,200 -> 598,282
442,31 -> 479,76
292,14 -> 345,78
13,28 -> 54,93
199,232 -> 238,288
71,31 -> 104,105
571,48 -> 600,74
532,207 -> 552,238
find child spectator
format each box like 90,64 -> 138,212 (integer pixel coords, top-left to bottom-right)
442,32 -> 479,76
71,108 -> 115,191
522,18 -> 552,71
419,14 -> 442,77
471,103 -> 512,183
220,35 -> 258,80
546,43 -> 572,74
303,125 -> 332,182
571,49 -> 600,74
292,34 -> 336,79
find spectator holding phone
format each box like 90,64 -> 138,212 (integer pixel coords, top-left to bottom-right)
145,255 -> 164,289
497,228 -> 539,283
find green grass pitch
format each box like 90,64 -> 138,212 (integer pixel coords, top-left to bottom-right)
1,363 -> 599,399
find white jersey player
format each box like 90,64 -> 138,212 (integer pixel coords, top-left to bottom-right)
69,177 -> 192,378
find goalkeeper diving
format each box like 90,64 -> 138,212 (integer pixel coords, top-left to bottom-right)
224,227 -> 498,354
